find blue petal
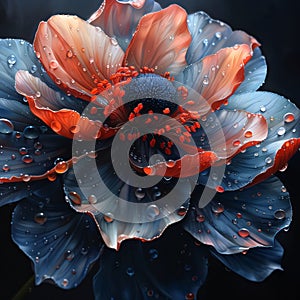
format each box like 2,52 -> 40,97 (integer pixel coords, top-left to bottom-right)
184,176 -> 291,254
210,240 -> 284,281
0,39 -> 50,101
11,178 -> 103,289
88,0 -> 161,51
0,126 -> 71,181
198,91 -> 300,191
63,150 -> 192,249
93,225 -> 208,300
235,47 -> 267,93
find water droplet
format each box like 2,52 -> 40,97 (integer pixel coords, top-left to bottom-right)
110,37 -> 118,46
62,279 -> 69,287
7,54 -> 17,67
265,157 -> 272,164
0,118 -> 14,134
126,267 -> 135,276
2,164 -> 10,172
277,127 -> 286,136
88,194 -> 97,204
104,212 -> 114,223
166,159 -> 176,168
146,204 -> 160,220
31,64 -> 37,73
260,106 -> 266,112
55,161 -> 68,174
49,60 -> 58,70
34,212 -> 47,225
196,214 -> 205,223
244,130 -> 253,138
215,32 -> 222,39
22,174 -> 31,182
148,248 -> 159,260
284,113 -> 295,123
281,186 -> 287,193
238,228 -> 250,238
274,209 -> 286,220
69,125 -> 80,134
64,250 -> 75,261
68,191 -> 81,205
135,188 -> 145,200
177,206 -> 187,216
232,140 -> 241,147
144,166 -> 155,176
185,292 -> 195,300
211,202 -> 224,214
202,76 -> 209,85
23,125 -> 39,139
22,155 -> 34,164
215,185 -> 224,193
279,163 -> 288,172
66,50 -> 73,58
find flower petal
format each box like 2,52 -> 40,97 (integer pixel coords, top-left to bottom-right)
33,14 -> 124,100
210,240 -> 284,282
186,11 -> 259,65
0,38 -> 53,102
16,71 -> 118,140
63,150 -> 192,250
11,178 -> 103,289
177,44 -> 257,113
93,225 -> 208,299
198,91 -> 300,191
124,4 -> 192,75
88,0 -> 161,50
184,176 -> 291,254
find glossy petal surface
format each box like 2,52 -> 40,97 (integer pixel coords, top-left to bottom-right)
88,0 -> 161,50
211,240 -> 284,281
93,226 -> 208,300
124,5 -> 191,75
11,178 -> 103,289
34,14 -> 124,100
184,176 -> 291,254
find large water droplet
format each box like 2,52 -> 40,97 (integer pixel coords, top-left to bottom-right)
7,54 -> 17,67
146,204 -> 160,220
126,267 -> 135,276
211,202 -> 224,214
274,209 -> 286,220
238,228 -> 250,238
34,212 -> 47,225
23,125 -> 40,139
49,60 -> 59,70
0,118 -> 14,134
88,194 -> 97,204
277,127 -> 286,136
104,212 -> 114,223
64,250 -> 75,261
284,113 -> 295,123
22,155 -> 34,164
55,161 -> 68,174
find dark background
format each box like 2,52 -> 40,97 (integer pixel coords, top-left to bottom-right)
0,0 -> 299,299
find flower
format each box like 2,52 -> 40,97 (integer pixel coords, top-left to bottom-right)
0,0 -> 299,299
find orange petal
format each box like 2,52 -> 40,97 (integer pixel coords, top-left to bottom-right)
181,43 -> 257,116
34,14 -> 124,100
124,4 -> 191,75
247,138 -> 300,187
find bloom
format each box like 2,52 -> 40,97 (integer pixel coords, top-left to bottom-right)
0,0 -> 299,299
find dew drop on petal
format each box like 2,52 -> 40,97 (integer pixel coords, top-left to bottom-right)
55,161 -> 68,174
68,191 -> 81,205
135,188 -> 145,200
88,194 -> 97,204
274,209 -> 286,220
284,113 -> 295,123
64,250 -> 75,261
66,50 -> 73,58
47,172 -> 57,182
126,267 -> 135,277
49,60 -> 58,70
244,130 -> 253,138
62,279 -> 69,287
177,206 -> 188,216
265,157 -> 272,164
185,293 -> 195,300
238,228 -> 250,238
0,118 -> 14,134
196,214 -> 205,223
34,212 -> 47,224
277,127 -> 286,136
7,54 -> 17,67
211,202 -> 224,214
2,164 -> 10,172
232,140 -> 241,147
104,212 -> 114,223
144,166 -> 155,176
215,185 -> 224,193
22,155 -> 33,164
146,204 -> 160,220
23,125 -> 40,139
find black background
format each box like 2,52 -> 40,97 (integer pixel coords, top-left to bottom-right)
0,0 -> 299,299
